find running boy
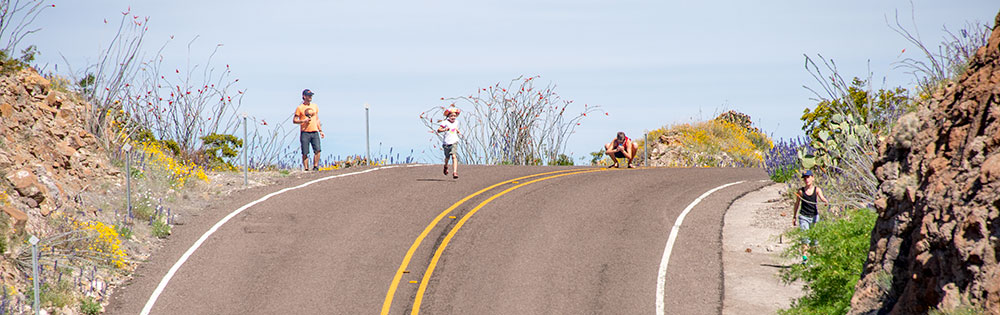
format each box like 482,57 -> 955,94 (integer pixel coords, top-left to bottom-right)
437,107 -> 461,179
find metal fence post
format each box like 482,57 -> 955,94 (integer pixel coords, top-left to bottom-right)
644,132 -> 649,167
123,143 -> 132,222
243,113 -> 248,186
29,235 -> 39,315
364,103 -> 370,163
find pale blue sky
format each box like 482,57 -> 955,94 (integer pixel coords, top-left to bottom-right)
30,1 -> 998,163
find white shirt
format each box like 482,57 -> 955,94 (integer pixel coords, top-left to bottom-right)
440,120 -> 460,145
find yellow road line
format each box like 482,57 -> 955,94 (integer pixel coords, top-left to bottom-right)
410,168 -> 607,314
380,168 -> 586,315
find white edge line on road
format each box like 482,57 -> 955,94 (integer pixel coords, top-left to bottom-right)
141,164 -> 424,315
655,181 -> 744,315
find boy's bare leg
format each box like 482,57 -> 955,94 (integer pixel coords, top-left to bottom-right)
452,153 -> 459,178
313,152 -> 321,169
302,155 -> 309,171
443,154 -> 450,175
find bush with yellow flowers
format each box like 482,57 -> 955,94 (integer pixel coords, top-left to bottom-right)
628,111 -> 773,167
76,221 -> 128,269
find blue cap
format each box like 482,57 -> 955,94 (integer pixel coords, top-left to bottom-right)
302,89 -> 314,96
802,170 -> 814,177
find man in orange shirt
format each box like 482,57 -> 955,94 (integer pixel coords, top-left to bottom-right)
293,89 -> 325,171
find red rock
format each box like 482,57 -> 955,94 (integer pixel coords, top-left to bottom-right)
851,10 -> 1000,314
0,205 -> 26,231
5,169 -> 47,204
0,103 -> 11,118
981,154 -> 1000,182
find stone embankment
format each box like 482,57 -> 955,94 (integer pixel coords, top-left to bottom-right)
849,10 -> 1000,314
0,69 -> 118,238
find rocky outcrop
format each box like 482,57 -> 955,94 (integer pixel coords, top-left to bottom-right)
0,69 -> 118,230
644,130 -> 740,167
849,11 -> 1000,314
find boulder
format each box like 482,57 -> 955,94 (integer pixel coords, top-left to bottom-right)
0,103 -> 12,118
0,205 -> 26,231
5,169 -> 47,205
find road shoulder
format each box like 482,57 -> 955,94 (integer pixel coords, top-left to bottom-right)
722,183 -> 803,314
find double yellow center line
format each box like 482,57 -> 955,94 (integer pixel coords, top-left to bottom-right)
381,167 -> 610,315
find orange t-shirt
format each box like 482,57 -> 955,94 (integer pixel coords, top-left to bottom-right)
294,103 -> 320,132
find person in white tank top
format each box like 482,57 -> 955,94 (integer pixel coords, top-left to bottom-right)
437,107 -> 462,179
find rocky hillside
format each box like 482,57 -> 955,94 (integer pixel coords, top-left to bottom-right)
640,111 -> 770,168
849,11 -> 1000,314
0,69 -> 118,227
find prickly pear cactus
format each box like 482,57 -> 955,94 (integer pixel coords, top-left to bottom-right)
798,113 -> 877,171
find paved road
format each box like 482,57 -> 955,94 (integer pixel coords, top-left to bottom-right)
107,165 -> 768,314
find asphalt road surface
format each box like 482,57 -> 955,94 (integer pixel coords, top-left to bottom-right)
106,165 -> 769,314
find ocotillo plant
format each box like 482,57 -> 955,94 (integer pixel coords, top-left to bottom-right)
0,0 -> 53,58
67,7 -> 290,170
421,75 -> 601,165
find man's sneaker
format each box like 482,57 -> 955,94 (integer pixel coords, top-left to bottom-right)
312,166 -> 319,171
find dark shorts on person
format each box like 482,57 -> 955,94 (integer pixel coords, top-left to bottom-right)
443,144 -> 456,159
300,131 -> 321,155
614,151 -> 626,159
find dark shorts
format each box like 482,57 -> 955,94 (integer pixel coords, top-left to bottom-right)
613,151 -> 626,159
300,131 -> 321,155
443,144 -> 456,160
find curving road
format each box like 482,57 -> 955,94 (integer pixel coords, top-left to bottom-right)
106,165 -> 768,314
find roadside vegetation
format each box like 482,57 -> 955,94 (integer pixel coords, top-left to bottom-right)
421,75 -> 599,166
0,2 -> 412,313
764,12 -> 992,314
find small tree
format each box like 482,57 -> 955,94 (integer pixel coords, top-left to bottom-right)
420,76 -> 600,165
0,0 -> 52,73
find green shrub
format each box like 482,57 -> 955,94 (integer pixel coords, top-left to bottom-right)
769,165 -> 800,183
80,296 -> 101,315
929,304 -> 986,315
0,45 -> 38,74
200,133 -> 243,171
130,197 -> 154,221
780,208 -> 877,315
547,154 -> 574,166
151,218 -> 171,238
40,280 -> 74,308
115,224 -> 133,241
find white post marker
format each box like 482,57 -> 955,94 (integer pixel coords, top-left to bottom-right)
655,181 -> 743,315
364,103 -> 371,163
141,164 -> 425,315
29,235 -> 39,315
242,112 -> 249,186
123,143 -> 132,221
644,131 -> 649,167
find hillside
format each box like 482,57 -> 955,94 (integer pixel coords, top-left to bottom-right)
849,11 -> 1000,314
0,67 -> 287,313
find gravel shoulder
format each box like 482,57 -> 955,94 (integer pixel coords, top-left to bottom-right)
722,183 -> 804,314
